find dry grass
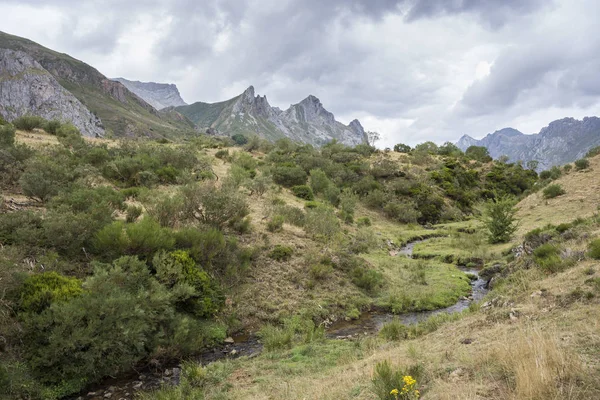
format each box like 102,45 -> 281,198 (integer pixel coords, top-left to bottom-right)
515,155 -> 600,237
14,129 -> 117,148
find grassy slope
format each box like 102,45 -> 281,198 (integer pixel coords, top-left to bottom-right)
143,157 -> 600,400
515,155 -> 600,237
0,31 -> 195,138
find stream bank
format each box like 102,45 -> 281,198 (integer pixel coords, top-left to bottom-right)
71,237 -> 488,400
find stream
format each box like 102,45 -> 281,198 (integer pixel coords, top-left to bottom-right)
72,238 -> 488,400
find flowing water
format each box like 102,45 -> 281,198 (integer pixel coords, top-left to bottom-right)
72,237 -> 488,399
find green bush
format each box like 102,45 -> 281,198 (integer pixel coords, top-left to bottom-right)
563,164 -> 573,173
269,245 -> 293,261
19,157 -> 75,202
383,201 -> 420,224
348,229 -> 379,254
144,193 -> 183,228
351,267 -> 383,293
291,185 -> 314,200
231,134 -> 248,146
543,183 -> 566,199
12,115 -> 45,131
20,257 -> 175,395
304,206 -> 340,240
587,239 -> 600,260
309,168 -> 331,195
273,204 -> 305,227
43,120 -> 62,135
533,244 -> 564,273
393,143 -> 411,153
180,183 -> 249,228
153,250 -> 223,317
174,227 -> 226,267
267,215 -> 285,232
272,165 -> 307,187
18,272 -> 83,313
575,158 -> 590,170
0,124 -> 16,147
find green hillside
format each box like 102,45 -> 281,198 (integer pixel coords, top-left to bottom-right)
0,31 -> 196,138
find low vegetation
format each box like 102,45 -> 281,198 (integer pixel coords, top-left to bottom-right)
4,117 -> 600,400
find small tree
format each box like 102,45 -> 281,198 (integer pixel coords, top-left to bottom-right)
465,146 -> 492,162
393,143 -> 411,153
526,160 -> 539,171
367,131 -> 381,147
482,196 -> 518,244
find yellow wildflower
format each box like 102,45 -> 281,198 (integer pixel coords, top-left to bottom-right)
390,389 -> 399,395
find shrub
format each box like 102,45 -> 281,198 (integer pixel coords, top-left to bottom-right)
291,185 -> 314,200
482,196 -> 518,244
174,227 -> 226,266
383,201 -> 421,224
588,239 -> 600,260
543,184 -> 566,199
351,267 -> 383,293
465,145 -> 492,162
20,257 -> 175,395
126,218 -> 176,259
12,115 -> 45,131
348,229 -> 379,254
19,157 -> 75,202
43,120 -> 62,135
126,205 -> 143,223
371,360 -> 421,400
304,206 -> 340,240
533,244 -> 564,273
231,134 -> 248,146
585,146 -> 600,158
180,183 -> 249,228
18,272 -> 83,313
267,215 -> 285,232
144,193 -> 183,228
272,165 -> 307,187
393,143 -> 411,153
309,168 -> 331,195
563,164 -> 573,173
153,250 -> 223,317
273,204 -> 305,227
269,245 -> 293,261
356,216 -> 371,227
0,124 -> 16,147
574,158 -> 590,170
364,189 -> 389,209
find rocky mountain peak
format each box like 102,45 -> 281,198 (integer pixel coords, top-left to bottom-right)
112,78 -> 187,110
0,48 -> 105,137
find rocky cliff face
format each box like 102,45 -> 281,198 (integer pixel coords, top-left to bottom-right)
0,31 -> 194,138
0,48 -> 104,137
177,86 -> 368,146
113,78 -> 187,110
456,118 -> 600,169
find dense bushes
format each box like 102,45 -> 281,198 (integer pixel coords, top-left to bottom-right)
18,272 -> 83,313
291,184 -> 314,200
12,115 -> 45,131
574,158 -> 590,170
269,245 -> 293,261
543,184 -> 566,199
272,164 -> 307,187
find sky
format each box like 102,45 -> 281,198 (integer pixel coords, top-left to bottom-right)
2,0 -> 600,148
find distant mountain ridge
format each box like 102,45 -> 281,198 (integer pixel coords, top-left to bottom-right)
176,86 -> 368,146
113,78 -> 187,110
457,117 -> 600,169
0,31 -> 195,138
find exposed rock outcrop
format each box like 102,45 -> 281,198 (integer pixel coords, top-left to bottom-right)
113,78 -> 187,110
177,86 -> 368,146
456,117 -> 600,169
0,48 -> 104,137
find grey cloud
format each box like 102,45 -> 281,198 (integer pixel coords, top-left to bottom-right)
405,0 -> 548,28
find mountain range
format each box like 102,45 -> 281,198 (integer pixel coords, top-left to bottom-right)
0,31 -> 367,146
0,31 -> 195,138
457,117 -> 600,169
174,86 -> 367,146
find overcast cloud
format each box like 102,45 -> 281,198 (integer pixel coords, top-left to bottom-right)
1,0 -> 599,147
